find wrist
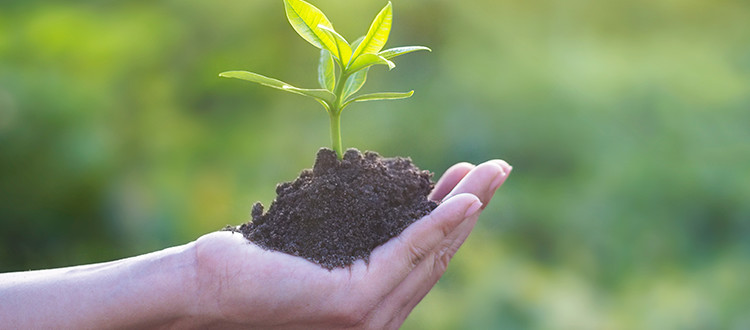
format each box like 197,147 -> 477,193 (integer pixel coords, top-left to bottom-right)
177,231 -> 275,328
157,240 -> 222,328
171,236 -> 244,328
148,242 -> 201,327
107,242 -> 201,328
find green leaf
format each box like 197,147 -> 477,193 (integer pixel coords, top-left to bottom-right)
283,0 -> 337,53
347,53 -> 395,73
219,71 -> 335,104
343,90 -> 414,108
342,67 -> 369,100
318,25 -> 352,66
315,99 -> 331,113
379,46 -> 431,60
350,36 -> 365,50
351,2 -> 392,60
318,49 -> 336,91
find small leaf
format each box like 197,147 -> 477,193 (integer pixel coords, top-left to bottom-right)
347,53 -> 395,73
379,46 -> 431,60
219,70 -> 335,104
315,99 -> 331,113
318,49 -> 336,91
351,2 -> 392,60
343,91 -> 414,108
283,0 -> 337,53
342,67 -> 369,100
350,36 -> 365,50
318,25 -> 352,66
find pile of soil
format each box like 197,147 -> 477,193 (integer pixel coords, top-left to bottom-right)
230,148 -> 438,269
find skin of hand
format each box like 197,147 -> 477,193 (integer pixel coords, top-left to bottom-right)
0,160 -> 511,330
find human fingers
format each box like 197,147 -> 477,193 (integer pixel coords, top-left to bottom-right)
442,160 -> 512,207
381,162 -> 512,322
392,211 -> 481,323
363,194 -> 483,327
429,162 -> 475,201
365,194 -> 482,299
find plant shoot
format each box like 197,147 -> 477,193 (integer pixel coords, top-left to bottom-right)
220,0 -> 430,158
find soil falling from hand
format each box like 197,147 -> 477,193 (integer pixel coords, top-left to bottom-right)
232,148 -> 438,270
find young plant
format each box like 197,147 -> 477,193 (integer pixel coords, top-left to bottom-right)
220,0 -> 430,158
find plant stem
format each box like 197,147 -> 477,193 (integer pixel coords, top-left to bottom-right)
329,113 -> 343,158
328,70 -> 351,159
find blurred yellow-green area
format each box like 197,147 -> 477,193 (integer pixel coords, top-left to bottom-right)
1,0 -> 749,328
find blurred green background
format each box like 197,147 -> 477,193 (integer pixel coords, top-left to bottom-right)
1,0 -> 749,328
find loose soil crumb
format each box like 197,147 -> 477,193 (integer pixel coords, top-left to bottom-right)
230,148 -> 438,269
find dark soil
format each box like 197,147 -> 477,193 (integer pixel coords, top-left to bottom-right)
229,148 -> 438,270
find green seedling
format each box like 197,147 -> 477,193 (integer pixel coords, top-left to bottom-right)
220,0 -> 430,158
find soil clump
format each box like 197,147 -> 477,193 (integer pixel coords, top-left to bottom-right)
231,148 -> 437,269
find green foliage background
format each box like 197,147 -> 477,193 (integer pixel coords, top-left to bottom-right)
1,0 -> 749,328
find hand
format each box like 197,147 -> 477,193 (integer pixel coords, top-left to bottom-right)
186,160 -> 512,329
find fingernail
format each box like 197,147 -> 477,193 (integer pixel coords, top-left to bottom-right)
490,169 -> 508,191
493,160 -> 513,176
464,200 -> 483,217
